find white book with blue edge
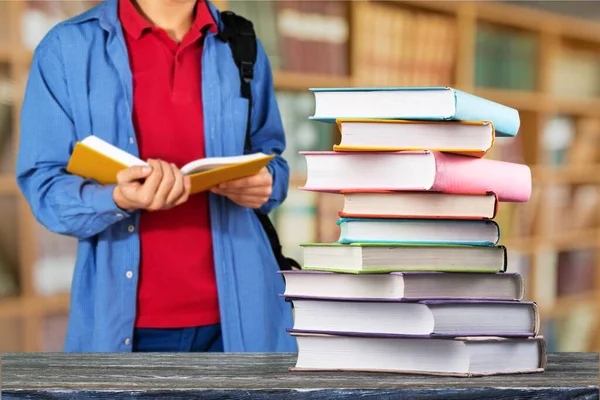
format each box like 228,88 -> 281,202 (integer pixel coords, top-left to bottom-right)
337,217 -> 500,246
309,87 -> 520,137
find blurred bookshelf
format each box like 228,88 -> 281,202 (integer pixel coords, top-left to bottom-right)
1,0 -> 600,353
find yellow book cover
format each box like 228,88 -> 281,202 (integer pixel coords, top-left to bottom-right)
333,118 -> 496,158
66,136 -> 274,194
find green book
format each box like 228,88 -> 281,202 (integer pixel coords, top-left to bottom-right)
300,242 -> 507,274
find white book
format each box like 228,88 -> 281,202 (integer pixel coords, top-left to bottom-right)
339,191 -> 498,220
334,119 -> 494,156
289,299 -> 539,337
280,271 -> 524,301
291,334 -> 546,377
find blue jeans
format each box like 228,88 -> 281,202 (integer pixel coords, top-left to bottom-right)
132,323 -> 223,352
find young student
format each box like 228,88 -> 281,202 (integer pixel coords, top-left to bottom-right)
15,0 -> 296,353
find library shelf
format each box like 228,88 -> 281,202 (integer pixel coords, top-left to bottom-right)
501,229 -> 600,254
0,45 -> 12,63
0,292 -> 70,319
533,164 -> 600,184
274,71 -> 352,91
553,97 -> 600,118
0,174 -> 17,195
543,289 -> 600,319
397,0 -> 600,44
473,88 -> 546,112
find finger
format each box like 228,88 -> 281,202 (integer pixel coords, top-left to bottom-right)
217,177 -> 251,190
219,170 -> 270,190
227,194 -> 268,209
117,165 -> 152,184
166,163 -> 185,206
215,185 -> 272,197
150,160 -> 175,209
174,176 -> 192,206
139,159 -> 163,208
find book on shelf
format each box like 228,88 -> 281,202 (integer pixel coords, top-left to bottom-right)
0,76 -> 13,173
275,0 -> 349,75
337,217 -> 500,246
280,271 -> 524,301
334,119 -> 496,157
287,299 -> 539,337
228,0 -> 281,70
475,25 -> 536,91
352,2 -> 456,88
301,243 -> 507,274
309,87 -> 520,137
290,334 -> 546,377
339,191 -> 499,220
66,135 -> 273,194
0,248 -> 18,299
300,150 -> 531,202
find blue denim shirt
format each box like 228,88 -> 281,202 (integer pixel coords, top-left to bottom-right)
16,0 -> 296,352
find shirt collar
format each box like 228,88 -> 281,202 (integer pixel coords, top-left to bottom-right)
119,0 -> 217,40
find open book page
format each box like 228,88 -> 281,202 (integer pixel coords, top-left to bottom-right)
81,135 -> 269,175
81,135 -> 148,167
181,153 -> 269,175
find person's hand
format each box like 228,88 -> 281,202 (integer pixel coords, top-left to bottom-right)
210,167 -> 272,209
113,159 -> 191,212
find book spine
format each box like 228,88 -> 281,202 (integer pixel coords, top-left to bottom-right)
276,0 -> 302,72
516,273 -> 525,301
430,151 -> 532,202
490,191 -> 500,219
501,245 -> 508,272
452,89 -> 521,137
532,302 -> 541,337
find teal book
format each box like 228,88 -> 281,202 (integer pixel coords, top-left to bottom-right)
309,87 -> 520,137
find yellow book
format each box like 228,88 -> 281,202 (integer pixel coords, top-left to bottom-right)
334,119 -> 496,158
66,136 -> 274,194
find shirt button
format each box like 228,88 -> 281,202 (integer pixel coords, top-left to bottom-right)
124,338 -> 131,345
128,225 -> 135,233
129,137 -> 134,144
126,271 -> 133,279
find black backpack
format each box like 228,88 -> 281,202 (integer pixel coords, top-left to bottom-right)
217,11 -> 301,272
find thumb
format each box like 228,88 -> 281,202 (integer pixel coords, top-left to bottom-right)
117,165 -> 152,184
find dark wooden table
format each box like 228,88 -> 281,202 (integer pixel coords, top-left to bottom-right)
1,352 -> 598,399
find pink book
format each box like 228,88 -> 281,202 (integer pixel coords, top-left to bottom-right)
299,150 -> 531,202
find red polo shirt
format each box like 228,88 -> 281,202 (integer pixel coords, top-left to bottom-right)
119,0 -> 220,328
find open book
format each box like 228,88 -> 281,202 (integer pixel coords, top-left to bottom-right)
66,136 -> 274,194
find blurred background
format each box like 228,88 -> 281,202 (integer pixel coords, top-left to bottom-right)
1,0 -> 599,353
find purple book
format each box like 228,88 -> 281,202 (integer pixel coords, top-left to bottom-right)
287,298 -> 540,338
280,270 -> 524,302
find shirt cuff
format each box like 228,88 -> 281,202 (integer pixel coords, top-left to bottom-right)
259,163 -> 278,214
84,183 -> 131,221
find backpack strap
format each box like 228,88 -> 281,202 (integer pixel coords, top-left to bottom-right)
217,11 -> 256,153
217,11 -> 300,271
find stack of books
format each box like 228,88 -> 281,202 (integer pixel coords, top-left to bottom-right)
282,87 -> 546,377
